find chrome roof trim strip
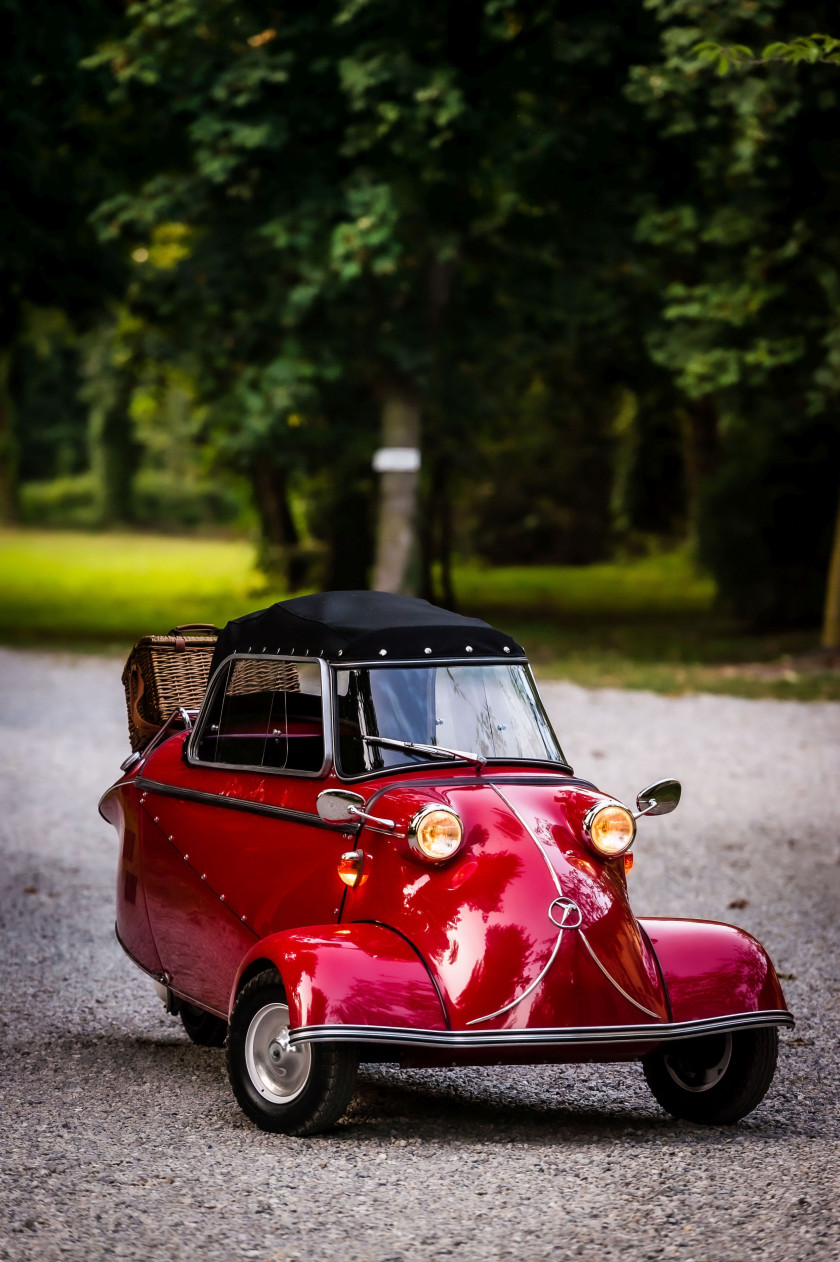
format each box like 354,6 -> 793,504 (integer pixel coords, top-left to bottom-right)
288,1010 -> 795,1049
330,657 -> 530,669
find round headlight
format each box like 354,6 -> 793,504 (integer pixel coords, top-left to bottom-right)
583,802 -> 636,857
409,806 -> 463,863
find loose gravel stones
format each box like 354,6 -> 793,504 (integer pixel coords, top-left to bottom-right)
0,649 -> 838,1261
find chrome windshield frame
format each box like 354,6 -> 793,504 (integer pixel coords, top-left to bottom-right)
329,658 -> 571,783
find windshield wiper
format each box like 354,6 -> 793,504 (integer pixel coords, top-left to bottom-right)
361,734 -> 485,769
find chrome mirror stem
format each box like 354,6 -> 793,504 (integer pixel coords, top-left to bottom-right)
348,805 -> 396,830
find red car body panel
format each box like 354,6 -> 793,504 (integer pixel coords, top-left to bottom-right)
232,923 -> 448,1031
100,781 -> 162,977
101,727 -> 792,1056
140,808 -> 256,1016
639,917 -> 788,1022
139,738 -> 351,940
343,780 -> 669,1031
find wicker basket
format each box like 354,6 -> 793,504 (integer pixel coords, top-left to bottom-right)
122,624 -> 220,751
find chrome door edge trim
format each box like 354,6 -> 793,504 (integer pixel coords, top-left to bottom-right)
134,777 -> 351,832
287,1010 -> 795,1049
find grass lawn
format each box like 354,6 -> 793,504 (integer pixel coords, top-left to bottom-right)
0,529 -> 279,647
1,528 -> 837,700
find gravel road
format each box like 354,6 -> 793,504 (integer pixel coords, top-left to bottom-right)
1,647 -> 838,1261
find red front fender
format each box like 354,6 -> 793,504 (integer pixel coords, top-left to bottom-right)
230,923 -> 448,1032
640,917 -> 789,1023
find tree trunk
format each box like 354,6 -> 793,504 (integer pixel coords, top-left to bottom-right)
324,470 -> 374,590
372,383 -> 422,594
419,506 -> 434,602
678,398 -> 719,525
821,475 -> 840,652
418,453 -> 456,609
94,380 -> 140,525
0,349 -> 20,523
251,460 -> 306,589
438,465 -> 456,610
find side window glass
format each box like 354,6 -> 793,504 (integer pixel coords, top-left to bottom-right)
195,659 -> 324,772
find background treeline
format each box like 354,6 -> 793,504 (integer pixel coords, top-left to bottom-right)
3,0 -> 839,637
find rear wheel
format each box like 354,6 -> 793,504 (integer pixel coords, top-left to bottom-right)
226,968 -> 358,1135
180,1002 -> 227,1048
643,1027 -> 779,1125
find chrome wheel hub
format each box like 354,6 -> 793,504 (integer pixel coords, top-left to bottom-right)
664,1032 -> 733,1093
245,1003 -> 311,1104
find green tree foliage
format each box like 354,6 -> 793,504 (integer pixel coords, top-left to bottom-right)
6,0 -> 839,644
0,0 -> 145,522
627,1 -> 840,629
687,27 -> 840,648
12,311 -> 88,483
90,0 -> 674,588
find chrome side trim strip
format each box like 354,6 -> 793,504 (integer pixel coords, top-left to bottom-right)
288,1010 -> 795,1050
134,777 -> 350,833
491,784 -> 564,897
465,930 -> 565,1026
463,784 -> 567,1027
578,931 -> 663,1021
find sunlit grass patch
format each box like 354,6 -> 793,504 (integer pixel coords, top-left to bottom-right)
0,528 -> 285,645
453,553 -> 838,700
0,529 -> 836,699
453,550 -> 715,622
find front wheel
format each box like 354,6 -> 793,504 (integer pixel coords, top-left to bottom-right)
226,968 -> 358,1135
643,1027 -> 779,1125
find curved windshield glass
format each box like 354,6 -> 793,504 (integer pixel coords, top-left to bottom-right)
335,663 -> 565,776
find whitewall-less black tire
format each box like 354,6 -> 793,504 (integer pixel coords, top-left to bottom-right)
226,969 -> 358,1135
643,1027 -> 779,1125
180,1002 -> 227,1048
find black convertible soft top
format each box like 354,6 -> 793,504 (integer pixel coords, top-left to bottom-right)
209,591 -> 524,673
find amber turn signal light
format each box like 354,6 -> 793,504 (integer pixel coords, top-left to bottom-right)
337,850 -> 364,887
624,853 -> 634,874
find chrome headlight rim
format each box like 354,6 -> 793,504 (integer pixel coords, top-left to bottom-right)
582,799 -> 637,858
408,803 -> 464,864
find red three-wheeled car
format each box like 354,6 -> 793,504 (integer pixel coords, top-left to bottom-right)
100,592 -> 792,1134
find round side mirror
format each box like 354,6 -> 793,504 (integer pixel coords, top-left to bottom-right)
635,778 -> 681,818
316,789 -> 365,825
